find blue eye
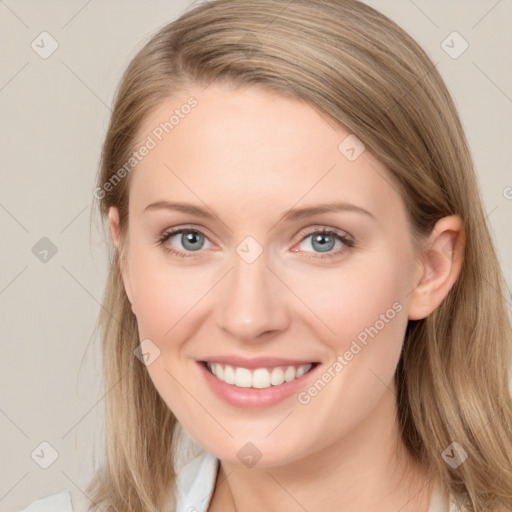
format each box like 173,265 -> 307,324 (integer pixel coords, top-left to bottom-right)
294,228 -> 354,260
155,226 -> 354,259
156,229 -> 212,257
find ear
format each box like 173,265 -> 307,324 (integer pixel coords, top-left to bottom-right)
407,215 -> 465,320
108,206 -> 135,309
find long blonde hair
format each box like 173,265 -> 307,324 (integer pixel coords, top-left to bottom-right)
88,0 -> 512,510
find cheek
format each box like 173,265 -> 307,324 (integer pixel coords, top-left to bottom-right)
294,255 -> 409,349
128,250 -> 214,413
128,242 -> 218,349
288,259 -> 410,440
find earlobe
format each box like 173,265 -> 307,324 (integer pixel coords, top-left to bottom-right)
107,207 -> 135,310
407,215 -> 465,320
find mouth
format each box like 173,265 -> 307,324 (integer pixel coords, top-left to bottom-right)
199,360 -> 320,389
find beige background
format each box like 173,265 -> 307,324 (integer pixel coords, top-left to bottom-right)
1,0 -> 511,510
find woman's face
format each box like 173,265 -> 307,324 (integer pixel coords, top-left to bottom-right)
110,84 -> 427,467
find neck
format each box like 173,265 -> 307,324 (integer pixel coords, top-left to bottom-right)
208,384 -> 433,512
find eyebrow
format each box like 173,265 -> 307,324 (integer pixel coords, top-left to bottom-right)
144,200 -> 376,222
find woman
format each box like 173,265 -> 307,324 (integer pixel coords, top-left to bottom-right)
19,0 -> 512,511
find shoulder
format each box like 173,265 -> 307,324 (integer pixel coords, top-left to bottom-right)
17,490 -> 74,512
449,493 -> 472,512
17,450 -> 219,512
429,478 -> 472,512
17,488 -> 91,512
175,449 -> 219,512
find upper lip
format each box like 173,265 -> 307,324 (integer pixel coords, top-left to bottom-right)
199,355 -> 319,369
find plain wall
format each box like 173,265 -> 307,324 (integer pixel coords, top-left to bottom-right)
1,0 -> 511,510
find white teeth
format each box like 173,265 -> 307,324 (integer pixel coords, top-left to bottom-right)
252,368 -> 270,389
207,362 -> 313,389
296,365 -> 309,378
270,367 -> 285,386
284,366 -> 296,382
216,364 -> 224,380
223,364 -> 235,384
235,367 -> 252,388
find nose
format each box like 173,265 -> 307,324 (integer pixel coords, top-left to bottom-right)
215,250 -> 291,343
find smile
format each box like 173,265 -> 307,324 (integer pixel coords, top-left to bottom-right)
205,362 -> 316,389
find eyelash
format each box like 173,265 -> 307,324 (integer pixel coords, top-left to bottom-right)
155,226 -> 355,260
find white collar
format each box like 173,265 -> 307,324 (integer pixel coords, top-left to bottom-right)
175,450 -> 453,512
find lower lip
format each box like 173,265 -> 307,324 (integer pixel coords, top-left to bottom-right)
197,361 -> 320,409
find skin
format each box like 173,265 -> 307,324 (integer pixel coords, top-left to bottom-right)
108,84 -> 464,511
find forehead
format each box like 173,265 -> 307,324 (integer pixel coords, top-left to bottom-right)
129,84 -> 402,222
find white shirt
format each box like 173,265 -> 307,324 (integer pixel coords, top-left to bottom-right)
18,449 -> 462,512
